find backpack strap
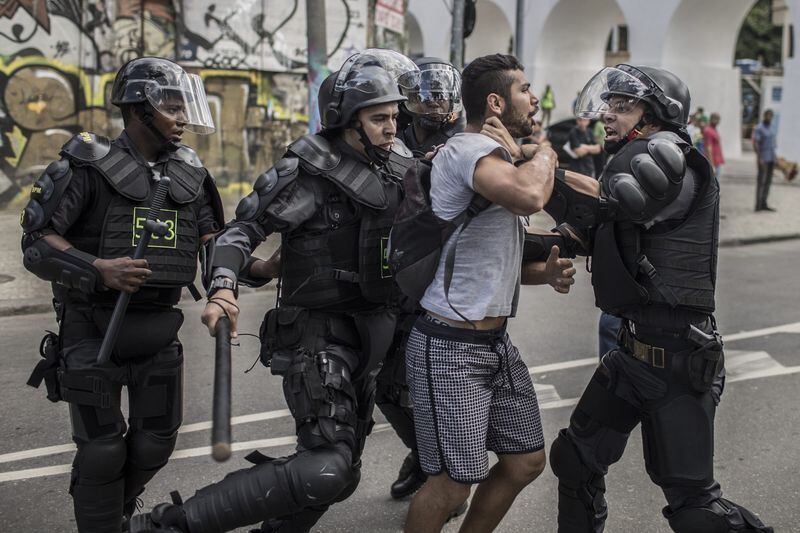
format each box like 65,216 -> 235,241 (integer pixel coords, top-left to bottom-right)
442,195 -> 492,326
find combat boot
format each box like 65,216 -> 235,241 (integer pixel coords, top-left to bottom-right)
390,450 -> 427,499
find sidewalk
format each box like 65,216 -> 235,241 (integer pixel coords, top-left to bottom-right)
1,151 -> 797,316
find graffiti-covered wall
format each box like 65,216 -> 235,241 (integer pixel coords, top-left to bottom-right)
0,0 -> 367,206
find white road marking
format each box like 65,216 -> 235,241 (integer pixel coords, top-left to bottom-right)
2,320 -> 798,482
0,425 -> 392,483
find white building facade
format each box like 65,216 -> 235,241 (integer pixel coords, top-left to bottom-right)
407,0 -> 800,161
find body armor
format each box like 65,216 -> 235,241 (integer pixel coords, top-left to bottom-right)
278,134 -> 407,309
62,135 -> 212,288
590,136 -> 718,316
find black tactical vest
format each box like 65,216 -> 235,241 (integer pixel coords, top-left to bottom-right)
278,134 -> 408,310
591,137 -> 718,316
63,140 -> 208,288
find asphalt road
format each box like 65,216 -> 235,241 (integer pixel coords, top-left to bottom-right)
1,240 -> 798,532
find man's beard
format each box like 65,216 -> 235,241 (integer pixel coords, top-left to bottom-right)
500,107 -> 533,138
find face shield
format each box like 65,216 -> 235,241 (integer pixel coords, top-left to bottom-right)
143,73 -> 215,134
573,66 -> 651,119
401,63 -> 463,117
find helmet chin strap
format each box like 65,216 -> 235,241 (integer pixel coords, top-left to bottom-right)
140,105 -> 179,153
604,118 -> 647,155
354,123 -> 391,166
416,114 -> 449,132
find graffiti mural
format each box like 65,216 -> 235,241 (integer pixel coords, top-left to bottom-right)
0,0 -> 367,207
178,0 -> 366,70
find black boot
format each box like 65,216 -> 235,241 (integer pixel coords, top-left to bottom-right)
390,450 -> 427,499
127,503 -> 188,533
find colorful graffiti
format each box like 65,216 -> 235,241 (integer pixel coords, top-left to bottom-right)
0,0 -> 367,207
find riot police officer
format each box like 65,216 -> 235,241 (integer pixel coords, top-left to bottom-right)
20,57 -> 222,532
128,49 -> 418,533
377,56 -> 464,500
397,57 -> 464,157
543,65 -> 773,532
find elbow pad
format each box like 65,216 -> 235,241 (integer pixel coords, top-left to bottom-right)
544,169 -> 612,229
22,238 -> 102,293
523,223 -> 590,262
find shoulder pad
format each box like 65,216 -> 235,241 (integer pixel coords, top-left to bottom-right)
287,134 -> 341,174
170,145 -> 204,168
391,138 -> 413,159
20,159 -> 74,232
387,146 -> 415,180
61,132 -> 111,162
88,143 -> 149,201
235,157 -> 300,221
167,157 -> 208,204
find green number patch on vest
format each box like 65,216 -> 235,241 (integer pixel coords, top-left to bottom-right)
380,236 -> 392,279
132,207 -> 178,249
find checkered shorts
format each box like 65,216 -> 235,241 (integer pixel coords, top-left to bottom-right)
406,316 -> 545,483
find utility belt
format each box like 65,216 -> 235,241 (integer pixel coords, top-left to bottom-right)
618,319 -> 724,393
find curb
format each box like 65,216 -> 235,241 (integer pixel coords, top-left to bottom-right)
719,232 -> 800,248
0,285 -> 277,318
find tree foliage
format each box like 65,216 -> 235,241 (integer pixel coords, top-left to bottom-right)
736,0 -> 785,67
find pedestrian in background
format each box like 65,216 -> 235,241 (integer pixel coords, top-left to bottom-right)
568,117 -> 601,177
703,112 -> 724,179
541,84 -> 555,127
753,109 -> 777,212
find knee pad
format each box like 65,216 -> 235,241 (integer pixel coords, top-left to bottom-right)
284,444 -> 355,505
73,435 -> 127,484
182,443 -> 356,533
126,429 -> 178,471
664,498 -> 773,533
550,429 -> 608,532
643,394 -> 715,487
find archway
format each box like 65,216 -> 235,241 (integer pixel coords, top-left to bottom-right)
532,0 -> 626,124
464,1 -> 513,63
406,12 -> 424,59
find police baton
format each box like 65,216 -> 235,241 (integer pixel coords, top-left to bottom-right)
211,316 -> 232,461
96,176 -> 171,364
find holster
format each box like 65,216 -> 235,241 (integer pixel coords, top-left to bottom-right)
26,330 -> 62,402
259,306 -> 309,372
686,325 -> 725,393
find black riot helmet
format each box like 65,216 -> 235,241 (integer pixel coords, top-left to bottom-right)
111,57 -> 215,136
323,49 -> 419,130
401,57 -> 462,132
574,64 -> 690,129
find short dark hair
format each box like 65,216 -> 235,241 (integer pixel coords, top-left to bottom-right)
461,54 -> 524,124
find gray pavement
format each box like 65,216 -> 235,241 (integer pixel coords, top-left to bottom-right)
1,149 -> 798,316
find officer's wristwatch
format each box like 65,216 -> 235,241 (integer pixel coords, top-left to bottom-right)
207,276 -> 238,298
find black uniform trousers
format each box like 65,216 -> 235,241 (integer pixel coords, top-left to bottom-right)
175,307 -> 396,533
558,336 -> 726,532
60,303 -> 184,533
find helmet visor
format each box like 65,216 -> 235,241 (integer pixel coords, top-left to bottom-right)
402,64 -> 463,116
573,67 -> 651,119
144,73 -> 215,134
335,49 -> 421,95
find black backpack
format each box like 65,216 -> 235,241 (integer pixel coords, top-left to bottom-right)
389,158 -> 490,304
